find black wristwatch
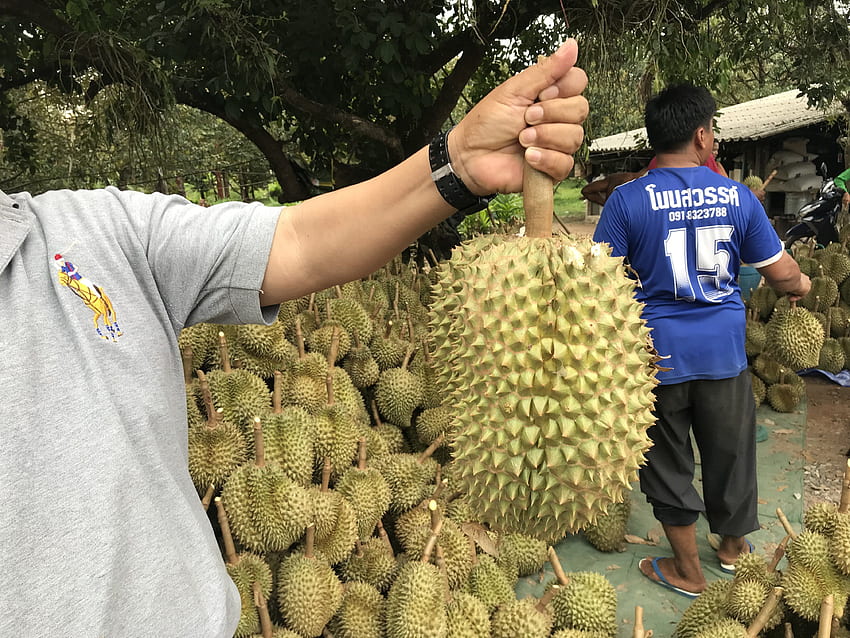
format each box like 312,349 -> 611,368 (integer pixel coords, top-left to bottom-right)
429,129 -> 495,216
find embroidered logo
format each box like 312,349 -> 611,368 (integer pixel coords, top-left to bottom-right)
53,254 -> 123,341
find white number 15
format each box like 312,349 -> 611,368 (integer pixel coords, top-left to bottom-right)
664,225 -> 735,302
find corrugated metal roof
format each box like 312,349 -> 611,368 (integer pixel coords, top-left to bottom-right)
589,89 -> 840,153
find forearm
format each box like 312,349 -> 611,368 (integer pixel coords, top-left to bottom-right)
757,252 -> 810,298
260,146 -> 454,303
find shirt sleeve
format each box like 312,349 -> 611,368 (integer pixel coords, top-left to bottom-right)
592,192 -> 630,258
834,167 -> 850,192
739,189 -> 784,267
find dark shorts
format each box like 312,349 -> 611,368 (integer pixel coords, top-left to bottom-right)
639,369 -> 759,535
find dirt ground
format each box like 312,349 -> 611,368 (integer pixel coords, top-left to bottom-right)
563,217 -> 850,508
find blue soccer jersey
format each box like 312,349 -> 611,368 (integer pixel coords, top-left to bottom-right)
593,166 -> 783,384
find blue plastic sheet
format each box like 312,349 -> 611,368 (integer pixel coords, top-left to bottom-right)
798,368 -> 850,387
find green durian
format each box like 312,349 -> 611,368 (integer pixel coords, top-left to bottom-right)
674,580 -> 731,638
261,403 -> 315,487
582,495 -> 631,552
445,592 -> 490,638
463,554 -> 515,612
723,578 -> 769,625
375,349 -> 425,428
385,560 -> 448,638
782,562 -> 828,620
429,236 -> 657,541
495,533 -> 549,578
338,537 -> 399,593
336,448 -> 393,540
764,305 -> 824,370
550,572 -> 618,635
750,372 -> 766,407
747,286 -> 778,322
804,501 -> 839,535
326,581 -> 385,638
692,618 -> 747,638
753,355 -> 783,385
490,597 -> 554,638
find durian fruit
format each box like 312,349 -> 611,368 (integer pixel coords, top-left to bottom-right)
797,255 -> 821,279
214,498 -> 273,638
748,286 -> 778,322
724,577 -> 770,625
841,277 -> 850,304
414,405 -> 455,448
495,532 -> 549,578
816,249 -> 850,284
203,332 -> 272,429
782,562 -> 830,620
827,301 -> 850,338
276,525 -> 344,637
764,302 -> 824,370
750,372 -> 766,408
342,329 -> 381,389
385,510 -> 448,638
551,630 -> 610,638
187,372 -> 247,491
819,314 -> 846,373
800,266 -> 840,311
804,501 -> 839,535
742,175 -> 764,190
745,310 -> 766,357
489,588 -> 557,638
445,592 -> 490,638
766,369 -> 805,413
370,399 -> 409,455
582,494 -> 631,552
231,321 -> 298,379
753,354 -> 783,385
788,530 -> 832,575
262,378 -> 315,486
178,322 -> 220,370
370,319 -> 409,371
307,302 -> 352,362
692,618 -> 748,638
336,439 -> 392,539
338,535 -> 399,594
372,442 -> 441,514
549,571 -> 618,636
325,581 -> 385,638
250,581 -> 302,638
675,580 -> 732,638
831,512 -> 850,575
221,418 -> 311,552
462,554 -> 516,612
410,337 -> 443,410
374,345 -> 425,427
328,292 -> 374,345
429,232 -> 657,541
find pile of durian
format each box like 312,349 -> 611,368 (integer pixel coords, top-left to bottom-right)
177,235 -> 660,637
746,239 -> 850,414
674,475 -> 850,637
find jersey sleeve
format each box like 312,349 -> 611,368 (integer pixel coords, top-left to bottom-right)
739,190 -> 783,267
592,192 -> 630,258
834,167 -> 850,193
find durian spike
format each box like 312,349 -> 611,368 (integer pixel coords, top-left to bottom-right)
418,435 -> 445,464
535,585 -> 559,613
633,606 -> 653,638
420,500 -> 444,563
201,484 -> 215,512
304,523 -> 316,559
357,438 -> 367,471
181,346 -> 194,385
295,315 -> 306,358
547,546 -> 570,586
523,132 -> 554,238
252,417 -> 266,467
776,508 -> 798,539
320,458 -> 332,491
768,534 -> 792,573
253,581 -> 274,638
839,458 -> 850,514
785,622 -> 794,638
272,371 -> 282,414
746,586 -> 783,637
218,331 -> 232,373
214,497 -> 239,564
817,593 -> 834,638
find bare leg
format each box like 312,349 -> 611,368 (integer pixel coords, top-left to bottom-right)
639,522 -> 707,594
717,534 -> 752,566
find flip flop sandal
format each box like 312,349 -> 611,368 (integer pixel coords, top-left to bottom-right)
638,557 -> 700,599
719,538 -> 755,574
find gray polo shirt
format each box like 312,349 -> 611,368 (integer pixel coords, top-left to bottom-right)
0,187 -> 280,637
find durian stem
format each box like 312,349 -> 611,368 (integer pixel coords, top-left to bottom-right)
201,484 -> 215,511
370,399 -> 383,427
335,284 -> 343,299
326,370 -> 335,406
746,586 -> 783,638
272,371 -> 282,414
523,153 -> 554,238
817,593 -> 834,638
384,319 -> 394,340
253,581 -> 273,638
304,524 -> 316,559
196,370 -> 216,423
325,298 -> 333,321
784,622 -> 794,638
181,346 -> 194,385
434,544 -> 451,602
430,475 -> 446,502
421,500 -> 443,563
327,325 -> 341,366
393,283 -> 400,320
547,546 -> 570,586
322,629 -> 336,638
815,295 -> 822,314
352,328 -> 361,349
252,417 -> 266,468
839,458 -> 850,514
535,585 -> 558,613
776,508 -> 798,539
401,344 -> 414,371
295,316 -> 306,358
308,292 -> 316,313
321,458 -> 332,491
218,331 -> 232,373
633,606 -> 653,638
418,434 -> 445,463
768,534 -> 791,573
790,299 -> 798,310
407,314 -> 415,342
376,520 -> 394,555
354,539 -> 364,558
357,438 -> 367,470
214,497 -> 239,565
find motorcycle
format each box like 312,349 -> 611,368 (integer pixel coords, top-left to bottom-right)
783,165 -> 843,249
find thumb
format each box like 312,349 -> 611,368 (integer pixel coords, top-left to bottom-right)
513,39 -> 579,101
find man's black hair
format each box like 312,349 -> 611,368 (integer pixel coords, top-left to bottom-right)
644,84 -> 716,153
